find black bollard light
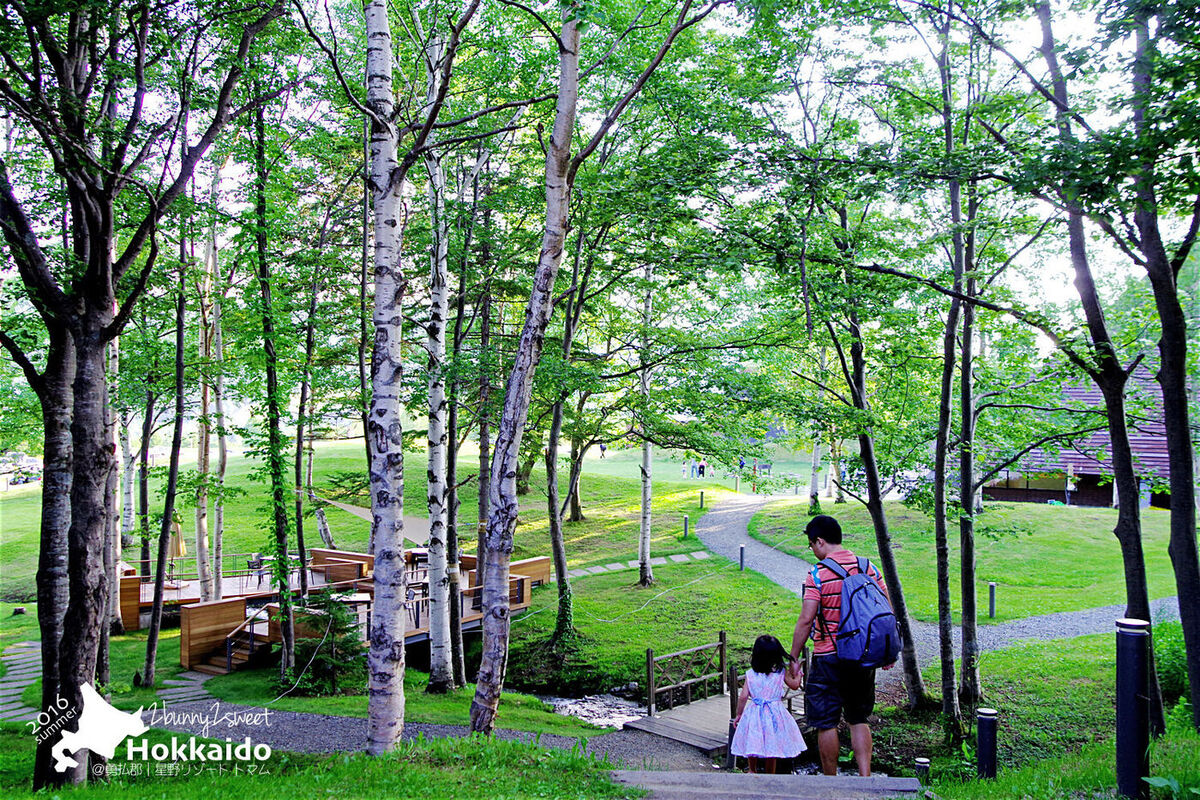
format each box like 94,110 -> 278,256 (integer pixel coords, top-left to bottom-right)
914,757 -> 930,785
700,490 -> 705,509
977,708 -> 998,779
739,544 -> 745,571
683,515 -> 689,539
989,582 -> 996,619
1116,618 -> 1151,799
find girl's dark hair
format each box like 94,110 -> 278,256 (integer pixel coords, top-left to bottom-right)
750,634 -> 787,674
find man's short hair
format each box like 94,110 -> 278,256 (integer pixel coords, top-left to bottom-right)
806,514 -> 843,545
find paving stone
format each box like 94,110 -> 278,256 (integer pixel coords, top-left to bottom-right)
649,557 -> 668,566
668,554 -> 691,563
584,566 -> 608,575
176,671 -> 212,681
604,563 -> 626,571
567,569 -> 587,579
690,551 -> 710,559
627,560 -> 640,569
162,679 -> 204,687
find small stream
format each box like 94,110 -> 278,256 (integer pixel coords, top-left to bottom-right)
540,693 -> 646,729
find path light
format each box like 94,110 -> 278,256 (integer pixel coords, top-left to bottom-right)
1115,618 -> 1150,799
739,544 -> 745,571
989,582 -> 996,619
977,708 -> 998,779
683,515 -> 689,539
914,757 -> 930,785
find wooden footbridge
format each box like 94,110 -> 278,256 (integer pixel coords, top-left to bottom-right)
624,633 -> 808,758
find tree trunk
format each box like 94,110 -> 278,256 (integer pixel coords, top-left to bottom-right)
1129,8 -> 1200,733
932,12 -> 963,721
638,264 -> 655,587
364,0 -> 411,752
212,255 -> 227,601
470,12 -> 581,734
837,285 -> 930,709
254,100 -> 294,677
958,198 -> 981,706
137,388 -> 154,580
807,351 -> 826,515
196,255 -> 214,603
1037,2 -> 1165,731
424,141 -> 454,694
31,331 -> 73,790
477,284 -> 492,586
142,264 -> 186,691
295,230 -> 326,601
933,292 -> 962,720
119,402 -> 134,547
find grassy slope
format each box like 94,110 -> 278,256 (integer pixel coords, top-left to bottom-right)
749,497 -> 1178,623
506,559 -> 805,695
878,631 -> 1199,798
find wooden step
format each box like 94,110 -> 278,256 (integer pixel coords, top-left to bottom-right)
191,663 -> 229,676
611,771 -> 922,800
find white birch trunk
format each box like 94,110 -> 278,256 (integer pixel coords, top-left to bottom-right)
423,41 -> 453,690
195,195 -> 216,601
806,348 -> 826,511
638,264 -> 654,586
119,403 -> 134,545
211,215 -> 227,600
365,0 -> 409,754
470,13 -> 581,735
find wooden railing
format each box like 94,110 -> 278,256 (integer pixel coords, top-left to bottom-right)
645,631 -> 727,716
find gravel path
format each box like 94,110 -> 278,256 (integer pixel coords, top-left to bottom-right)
695,493 -> 1181,688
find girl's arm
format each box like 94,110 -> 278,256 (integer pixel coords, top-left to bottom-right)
783,663 -> 803,691
732,681 -> 749,725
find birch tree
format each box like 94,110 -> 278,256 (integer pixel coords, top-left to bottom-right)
469,0 -> 730,735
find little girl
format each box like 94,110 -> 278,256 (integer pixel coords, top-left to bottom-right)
731,634 -> 806,774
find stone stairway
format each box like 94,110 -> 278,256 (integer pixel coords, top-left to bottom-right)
611,770 -> 923,800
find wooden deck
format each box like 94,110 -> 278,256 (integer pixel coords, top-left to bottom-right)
624,694 -> 734,755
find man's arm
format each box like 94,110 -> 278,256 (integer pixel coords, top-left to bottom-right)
790,596 -> 819,662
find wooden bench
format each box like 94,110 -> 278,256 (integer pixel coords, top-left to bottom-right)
310,548 -> 374,578
510,556 -> 551,587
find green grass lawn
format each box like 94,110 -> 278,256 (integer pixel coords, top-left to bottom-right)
0,723 -> 632,799
0,441 -> 736,600
507,559 -> 804,695
871,629 -> 1199,798
749,497 -> 1178,623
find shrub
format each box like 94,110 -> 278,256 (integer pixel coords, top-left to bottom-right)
280,590 -> 367,696
1155,620 -> 1190,704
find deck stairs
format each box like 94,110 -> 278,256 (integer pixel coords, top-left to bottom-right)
611,770 -> 922,799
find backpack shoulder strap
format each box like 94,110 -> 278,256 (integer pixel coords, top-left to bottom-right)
810,564 -> 822,589
820,557 -> 849,580
857,556 -> 869,576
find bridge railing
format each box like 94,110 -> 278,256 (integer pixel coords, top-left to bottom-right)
645,631 -> 726,716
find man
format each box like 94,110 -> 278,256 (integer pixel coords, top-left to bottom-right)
789,514 -> 891,777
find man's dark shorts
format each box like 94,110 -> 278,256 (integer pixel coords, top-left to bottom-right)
805,655 -> 876,729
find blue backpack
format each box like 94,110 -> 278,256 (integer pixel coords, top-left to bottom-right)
813,556 -> 901,669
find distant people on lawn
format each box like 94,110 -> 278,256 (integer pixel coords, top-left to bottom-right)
698,458 -> 708,477
599,442 -> 607,458
689,456 -> 698,478
790,514 -> 894,777
731,634 -> 806,774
